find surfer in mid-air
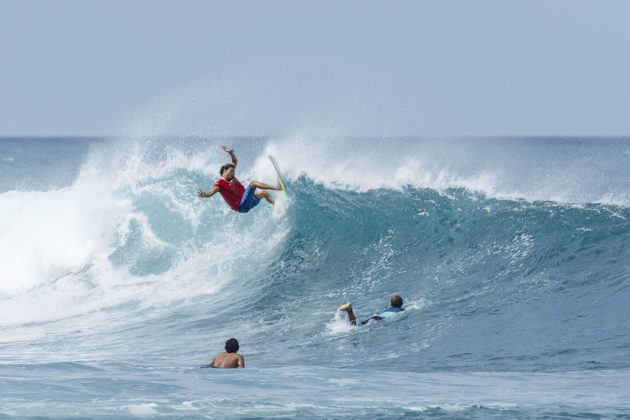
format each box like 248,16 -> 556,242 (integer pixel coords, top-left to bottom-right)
337,295 -> 405,325
197,145 -> 282,213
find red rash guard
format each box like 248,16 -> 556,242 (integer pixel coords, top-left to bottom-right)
214,178 -> 246,211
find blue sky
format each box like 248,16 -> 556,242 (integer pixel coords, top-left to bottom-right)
1,0 -> 629,136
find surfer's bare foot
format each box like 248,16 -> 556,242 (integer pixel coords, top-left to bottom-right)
276,183 -> 282,191
256,190 -> 275,204
338,302 -> 353,312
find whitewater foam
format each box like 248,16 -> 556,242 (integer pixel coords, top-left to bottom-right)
255,136 -> 630,206
0,186 -> 128,296
0,139 -> 290,327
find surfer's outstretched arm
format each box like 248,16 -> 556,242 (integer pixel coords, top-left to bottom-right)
197,185 -> 219,198
222,145 -> 237,168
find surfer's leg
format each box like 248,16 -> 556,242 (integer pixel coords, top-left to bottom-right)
238,186 -> 262,212
337,302 -> 357,326
255,190 -> 274,204
250,180 -> 281,191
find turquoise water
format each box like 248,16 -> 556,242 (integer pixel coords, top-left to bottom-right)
1,137 -> 629,418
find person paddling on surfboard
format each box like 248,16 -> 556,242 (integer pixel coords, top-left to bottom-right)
337,295 -> 405,326
197,145 -> 282,213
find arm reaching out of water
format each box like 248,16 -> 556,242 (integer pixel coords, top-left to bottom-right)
338,302 -> 358,325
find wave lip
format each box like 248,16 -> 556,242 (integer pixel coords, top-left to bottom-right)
254,136 -> 630,206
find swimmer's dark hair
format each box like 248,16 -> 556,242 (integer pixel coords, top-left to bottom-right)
391,295 -> 403,308
220,163 -> 235,176
225,338 -> 239,353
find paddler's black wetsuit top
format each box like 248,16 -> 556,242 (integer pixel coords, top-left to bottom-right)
360,306 -> 404,325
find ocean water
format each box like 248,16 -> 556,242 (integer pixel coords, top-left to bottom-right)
1,136 -> 629,418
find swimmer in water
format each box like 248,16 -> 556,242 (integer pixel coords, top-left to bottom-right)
337,295 -> 404,326
208,338 -> 245,368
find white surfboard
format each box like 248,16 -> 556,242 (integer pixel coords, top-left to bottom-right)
268,155 -> 288,196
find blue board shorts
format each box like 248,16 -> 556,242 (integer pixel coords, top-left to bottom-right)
238,186 -> 260,213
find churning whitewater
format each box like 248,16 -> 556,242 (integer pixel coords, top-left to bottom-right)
1,137 -> 629,418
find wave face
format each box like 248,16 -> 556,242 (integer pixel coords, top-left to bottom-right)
1,137 -> 630,418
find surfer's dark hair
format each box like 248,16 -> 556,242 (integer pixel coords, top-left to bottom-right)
225,338 -> 239,353
220,163 -> 235,176
391,295 -> 403,308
